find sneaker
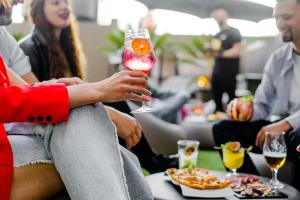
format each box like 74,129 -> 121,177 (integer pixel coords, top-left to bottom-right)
142,154 -> 178,174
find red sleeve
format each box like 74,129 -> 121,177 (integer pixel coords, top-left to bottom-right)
0,83 -> 69,123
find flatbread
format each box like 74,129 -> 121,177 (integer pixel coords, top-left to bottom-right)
167,168 -> 231,190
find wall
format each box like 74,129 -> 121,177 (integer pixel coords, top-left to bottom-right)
7,21 -> 113,82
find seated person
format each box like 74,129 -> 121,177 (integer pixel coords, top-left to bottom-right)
145,80 -> 190,124
0,0 -> 153,199
17,0 -> 177,172
213,0 -> 300,190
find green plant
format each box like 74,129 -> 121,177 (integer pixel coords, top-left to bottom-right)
98,29 -> 171,58
12,32 -> 24,41
175,35 -> 213,66
98,30 -> 125,55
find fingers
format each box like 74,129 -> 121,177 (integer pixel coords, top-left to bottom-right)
57,77 -> 85,86
231,99 -> 239,120
1,0 -> 11,8
127,70 -> 149,79
72,77 -> 85,84
255,129 -> 265,149
226,101 -> 233,117
297,145 -> 300,152
125,121 -> 142,149
126,93 -> 150,102
125,138 -> 133,149
245,107 -> 253,121
127,85 -> 152,96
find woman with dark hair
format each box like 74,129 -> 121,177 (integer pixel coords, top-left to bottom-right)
20,0 -> 85,81
19,0 -> 176,173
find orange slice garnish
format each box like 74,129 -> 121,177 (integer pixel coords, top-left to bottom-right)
131,38 -> 151,55
226,141 -> 241,152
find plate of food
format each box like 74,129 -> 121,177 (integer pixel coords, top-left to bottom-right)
166,168 -> 234,198
230,174 -> 288,199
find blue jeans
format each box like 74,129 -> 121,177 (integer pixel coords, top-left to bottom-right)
9,105 -> 153,200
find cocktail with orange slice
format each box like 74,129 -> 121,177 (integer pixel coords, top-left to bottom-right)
222,141 -> 245,177
123,29 -> 157,113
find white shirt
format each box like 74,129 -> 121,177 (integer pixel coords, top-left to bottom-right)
0,26 -> 31,76
288,52 -> 300,115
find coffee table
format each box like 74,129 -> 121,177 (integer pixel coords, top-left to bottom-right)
146,172 -> 300,200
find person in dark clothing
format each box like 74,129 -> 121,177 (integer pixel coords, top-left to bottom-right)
213,0 -> 300,190
19,0 -> 175,173
105,101 -> 178,173
209,9 -> 242,112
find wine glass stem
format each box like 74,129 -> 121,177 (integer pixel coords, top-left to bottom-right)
141,102 -> 147,108
271,168 -> 279,183
231,169 -> 237,175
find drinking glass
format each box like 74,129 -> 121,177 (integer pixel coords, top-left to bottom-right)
177,140 -> 199,169
123,29 -> 157,113
263,132 -> 287,188
222,147 -> 245,177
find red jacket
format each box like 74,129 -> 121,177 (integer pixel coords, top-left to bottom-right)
0,54 -> 69,199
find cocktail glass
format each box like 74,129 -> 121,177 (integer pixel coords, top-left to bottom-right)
123,29 -> 157,113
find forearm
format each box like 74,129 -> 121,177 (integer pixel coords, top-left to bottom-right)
67,83 -> 100,109
21,72 -> 39,84
284,111 -> 300,130
6,67 -> 28,85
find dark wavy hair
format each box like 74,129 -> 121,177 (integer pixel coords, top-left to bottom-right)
28,0 -> 86,79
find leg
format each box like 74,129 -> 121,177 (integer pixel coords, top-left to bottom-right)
285,127 -> 300,190
10,164 -> 64,200
106,101 -> 177,173
213,119 -> 271,174
223,74 -> 237,102
120,146 -> 153,200
211,73 -> 224,112
46,105 -> 152,200
222,66 -> 238,102
8,135 -> 67,199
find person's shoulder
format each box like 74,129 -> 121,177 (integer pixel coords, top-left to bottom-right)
271,43 -> 291,60
0,26 -> 7,34
266,43 -> 292,72
18,33 -> 36,52
0,26 -> 13,39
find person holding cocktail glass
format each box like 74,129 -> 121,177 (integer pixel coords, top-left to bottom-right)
213,0 -> 300,190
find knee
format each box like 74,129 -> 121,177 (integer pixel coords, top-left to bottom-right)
213,120 -> 232,135
287,127 -> 300,160
212,120 -> 234,145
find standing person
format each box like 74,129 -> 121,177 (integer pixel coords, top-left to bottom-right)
209,8 -> 242,112
18,0 -> 176,172
0,0 -> 154,199
213,0 -> 300,190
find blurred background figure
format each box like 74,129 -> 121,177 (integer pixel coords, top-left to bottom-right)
209,8 -> 242,112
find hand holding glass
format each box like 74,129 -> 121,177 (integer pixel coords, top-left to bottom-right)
123,29 -> 157,113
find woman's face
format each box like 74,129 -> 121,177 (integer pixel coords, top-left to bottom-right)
44,0 -> 71,30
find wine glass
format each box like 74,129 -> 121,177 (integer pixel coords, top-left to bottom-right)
123,29 -> 157,113
222,147 -> 245,178
263,132 -> 287,188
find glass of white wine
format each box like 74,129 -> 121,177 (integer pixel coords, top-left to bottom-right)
263,132 -> 287,188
